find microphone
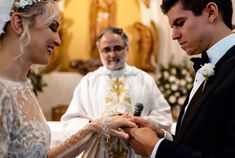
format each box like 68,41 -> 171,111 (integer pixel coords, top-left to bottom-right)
133,103 -> 144,116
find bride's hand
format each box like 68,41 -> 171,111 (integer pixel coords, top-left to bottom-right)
107,113 -> 137,139
92,113 -> 136,140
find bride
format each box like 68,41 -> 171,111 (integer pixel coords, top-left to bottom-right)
0,0 -> 136,157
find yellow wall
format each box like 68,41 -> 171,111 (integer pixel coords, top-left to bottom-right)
59,0 -> 90,70
58,0 -> 140,70
116,0 -> 140,27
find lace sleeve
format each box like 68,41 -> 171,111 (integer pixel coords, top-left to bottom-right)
48,114 -> 135,158
0,82 -> 14,156
48,119 -> 103,158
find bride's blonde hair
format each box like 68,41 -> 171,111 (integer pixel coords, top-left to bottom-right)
14,0 -> 60,54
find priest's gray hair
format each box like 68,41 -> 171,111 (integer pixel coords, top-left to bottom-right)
96,27 -> 129,48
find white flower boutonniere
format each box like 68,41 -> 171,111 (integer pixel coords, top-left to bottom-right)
198,63 -> 215,92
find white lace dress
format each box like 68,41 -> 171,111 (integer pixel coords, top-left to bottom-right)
0,78 -> 114,158
0,78 -> 50,158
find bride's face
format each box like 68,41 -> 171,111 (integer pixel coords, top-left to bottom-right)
25,15 -> 61,65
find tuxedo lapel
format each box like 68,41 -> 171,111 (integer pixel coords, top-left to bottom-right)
175,93 -> 189,136
175,83 -> 205,143
175,45 -> 235,143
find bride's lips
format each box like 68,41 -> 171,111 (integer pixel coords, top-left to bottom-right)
47,45 -> 54,55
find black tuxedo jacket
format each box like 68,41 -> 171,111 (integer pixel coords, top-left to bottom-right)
156,45 -> 235,158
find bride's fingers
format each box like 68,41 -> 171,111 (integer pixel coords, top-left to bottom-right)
110,116 -> 137,129
122,112 -> 129,116
109,129 -> 130,139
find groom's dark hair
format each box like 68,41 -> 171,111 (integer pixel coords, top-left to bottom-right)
160,0 -> 233,29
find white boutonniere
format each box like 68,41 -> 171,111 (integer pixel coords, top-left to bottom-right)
198,63 -> 215,92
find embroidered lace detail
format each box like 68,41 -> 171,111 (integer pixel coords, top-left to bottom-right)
101,72 -> 133,157
103,137 -> 131,158
99,117 -> 110,143
0,78 -> 50,158
104,75 -> 132,115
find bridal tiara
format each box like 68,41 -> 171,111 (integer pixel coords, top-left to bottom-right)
0,0 -> 43,36
14,0 -> 42,9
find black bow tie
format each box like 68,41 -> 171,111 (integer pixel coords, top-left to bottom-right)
190,52 -> 209,72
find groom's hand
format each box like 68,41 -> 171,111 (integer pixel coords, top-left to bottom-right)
129,116 -> 165,138
125,127 -> 159,157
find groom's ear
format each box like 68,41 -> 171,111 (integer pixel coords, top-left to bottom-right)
205,2 -> 218,23
11,13 -> 24,35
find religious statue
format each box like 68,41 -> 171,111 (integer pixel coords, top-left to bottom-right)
129,20 -> 158,72
142,0 -> 150,8
89,0 -> 116,59
70,0 -> 116,75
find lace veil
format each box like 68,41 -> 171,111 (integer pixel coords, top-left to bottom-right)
0,0 -> 14,36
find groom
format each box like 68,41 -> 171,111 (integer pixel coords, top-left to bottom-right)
126,0 -> 235,158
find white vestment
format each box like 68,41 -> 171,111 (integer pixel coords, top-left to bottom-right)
61,65 -> 172,158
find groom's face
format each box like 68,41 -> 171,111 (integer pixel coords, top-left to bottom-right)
166,2 -> 212,56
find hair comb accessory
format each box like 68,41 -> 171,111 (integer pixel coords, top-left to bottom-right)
0,0 -> 44,36
14,0 -> 41,9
